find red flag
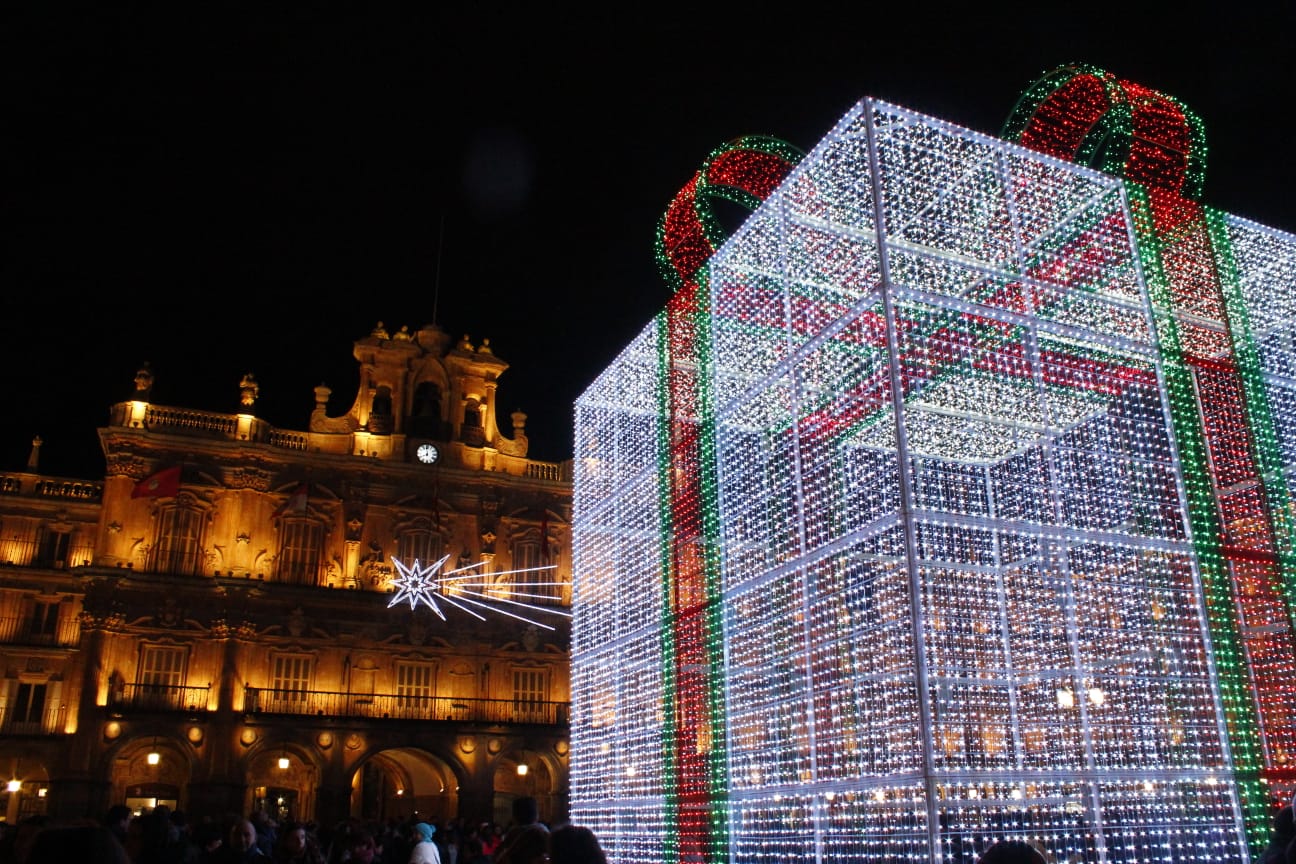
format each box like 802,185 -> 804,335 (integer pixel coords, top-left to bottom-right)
273,482 -> 309,517
132,465 -> 181,499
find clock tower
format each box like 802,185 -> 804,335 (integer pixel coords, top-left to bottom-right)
308,322 -> 531,473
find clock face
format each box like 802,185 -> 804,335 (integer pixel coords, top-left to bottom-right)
416,443 -> 439,464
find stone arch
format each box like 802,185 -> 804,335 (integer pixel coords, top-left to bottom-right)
492,747 -> 560,827
370,385 -> 394,434
407,359 -> 451,439
243,737 -> 321,825
105,732 -> 195,814
349,746 -> 462,825
0,742 -> 53,822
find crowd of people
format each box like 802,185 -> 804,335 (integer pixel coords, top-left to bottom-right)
10,795 -> 1296,863
0,796 -> 608,864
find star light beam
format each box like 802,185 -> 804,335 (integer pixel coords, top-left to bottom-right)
387,555 -> 571,630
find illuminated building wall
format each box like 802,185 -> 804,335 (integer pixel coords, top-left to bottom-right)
572,98 -> 1255,862
0,322 -> 573,828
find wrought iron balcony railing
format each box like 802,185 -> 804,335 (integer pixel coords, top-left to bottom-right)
244,686 -> 569,725
0,615 -> 79,647
109,683 -> 212,713
0,704 -> 66,735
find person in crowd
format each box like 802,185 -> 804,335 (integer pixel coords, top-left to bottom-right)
226,818 -> 270,862
193,820 -> 226,864
547,825 -> 606,864
375,819 -> 407,864
976,838 -> 1049,864
345,829 -> 383,864
458,833 -> 488,864
447,819 -> 468,864
478,823 -> 500,861
103,804 -> 133,848
493,825 -> 547,864
1262,791 -> 1296,864
138,804 -> 189,864
171,810 -> 203,864
494,797 -> 547,864
316,818 -> 357,864
251,812 -> 278,858
273,820 -> 326,864
0,815 -> 46,864
26,822 -> 132,864
408,822 -> 441,864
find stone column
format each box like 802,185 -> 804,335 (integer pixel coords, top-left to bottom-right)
313,734 -> 354,827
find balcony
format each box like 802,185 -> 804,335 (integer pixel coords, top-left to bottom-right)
244,687 -> 569,725
109,683 -> 212,713
0,473 -> 103,502
0,616 -> 78,648
0,704 -> 66,735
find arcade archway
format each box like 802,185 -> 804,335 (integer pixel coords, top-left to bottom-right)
353,747 -> 459,825
109,737 -> 191,815
492,749 -> 556,827
0,748 -> 50,823
247,741 -> 318,824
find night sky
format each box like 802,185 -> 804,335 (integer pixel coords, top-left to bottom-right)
3,6 -> 1293,478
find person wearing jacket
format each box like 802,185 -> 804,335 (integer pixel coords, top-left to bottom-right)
409,822 -> 441,864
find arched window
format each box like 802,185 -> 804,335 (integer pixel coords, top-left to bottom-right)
150,505 -> 205,576
410,381 -> 444,438
370,386 -> 394,434
461,398 -> 485,446
277,518 -> 324,586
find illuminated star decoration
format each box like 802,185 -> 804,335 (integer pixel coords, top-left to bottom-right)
387,555 -> 571,630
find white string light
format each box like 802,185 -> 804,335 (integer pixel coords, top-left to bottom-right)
572,97 -> 1256,863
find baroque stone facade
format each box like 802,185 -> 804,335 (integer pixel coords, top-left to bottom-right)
0,322 -> 572,828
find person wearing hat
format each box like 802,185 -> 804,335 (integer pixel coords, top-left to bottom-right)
409,821 -> 441,864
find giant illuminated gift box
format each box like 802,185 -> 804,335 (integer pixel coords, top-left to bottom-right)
1003,69 -> 1296,840
571,80 -> 1294,862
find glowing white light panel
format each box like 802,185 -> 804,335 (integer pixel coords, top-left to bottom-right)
1226,215 -> 1296,483
572,99 -> 1250,863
